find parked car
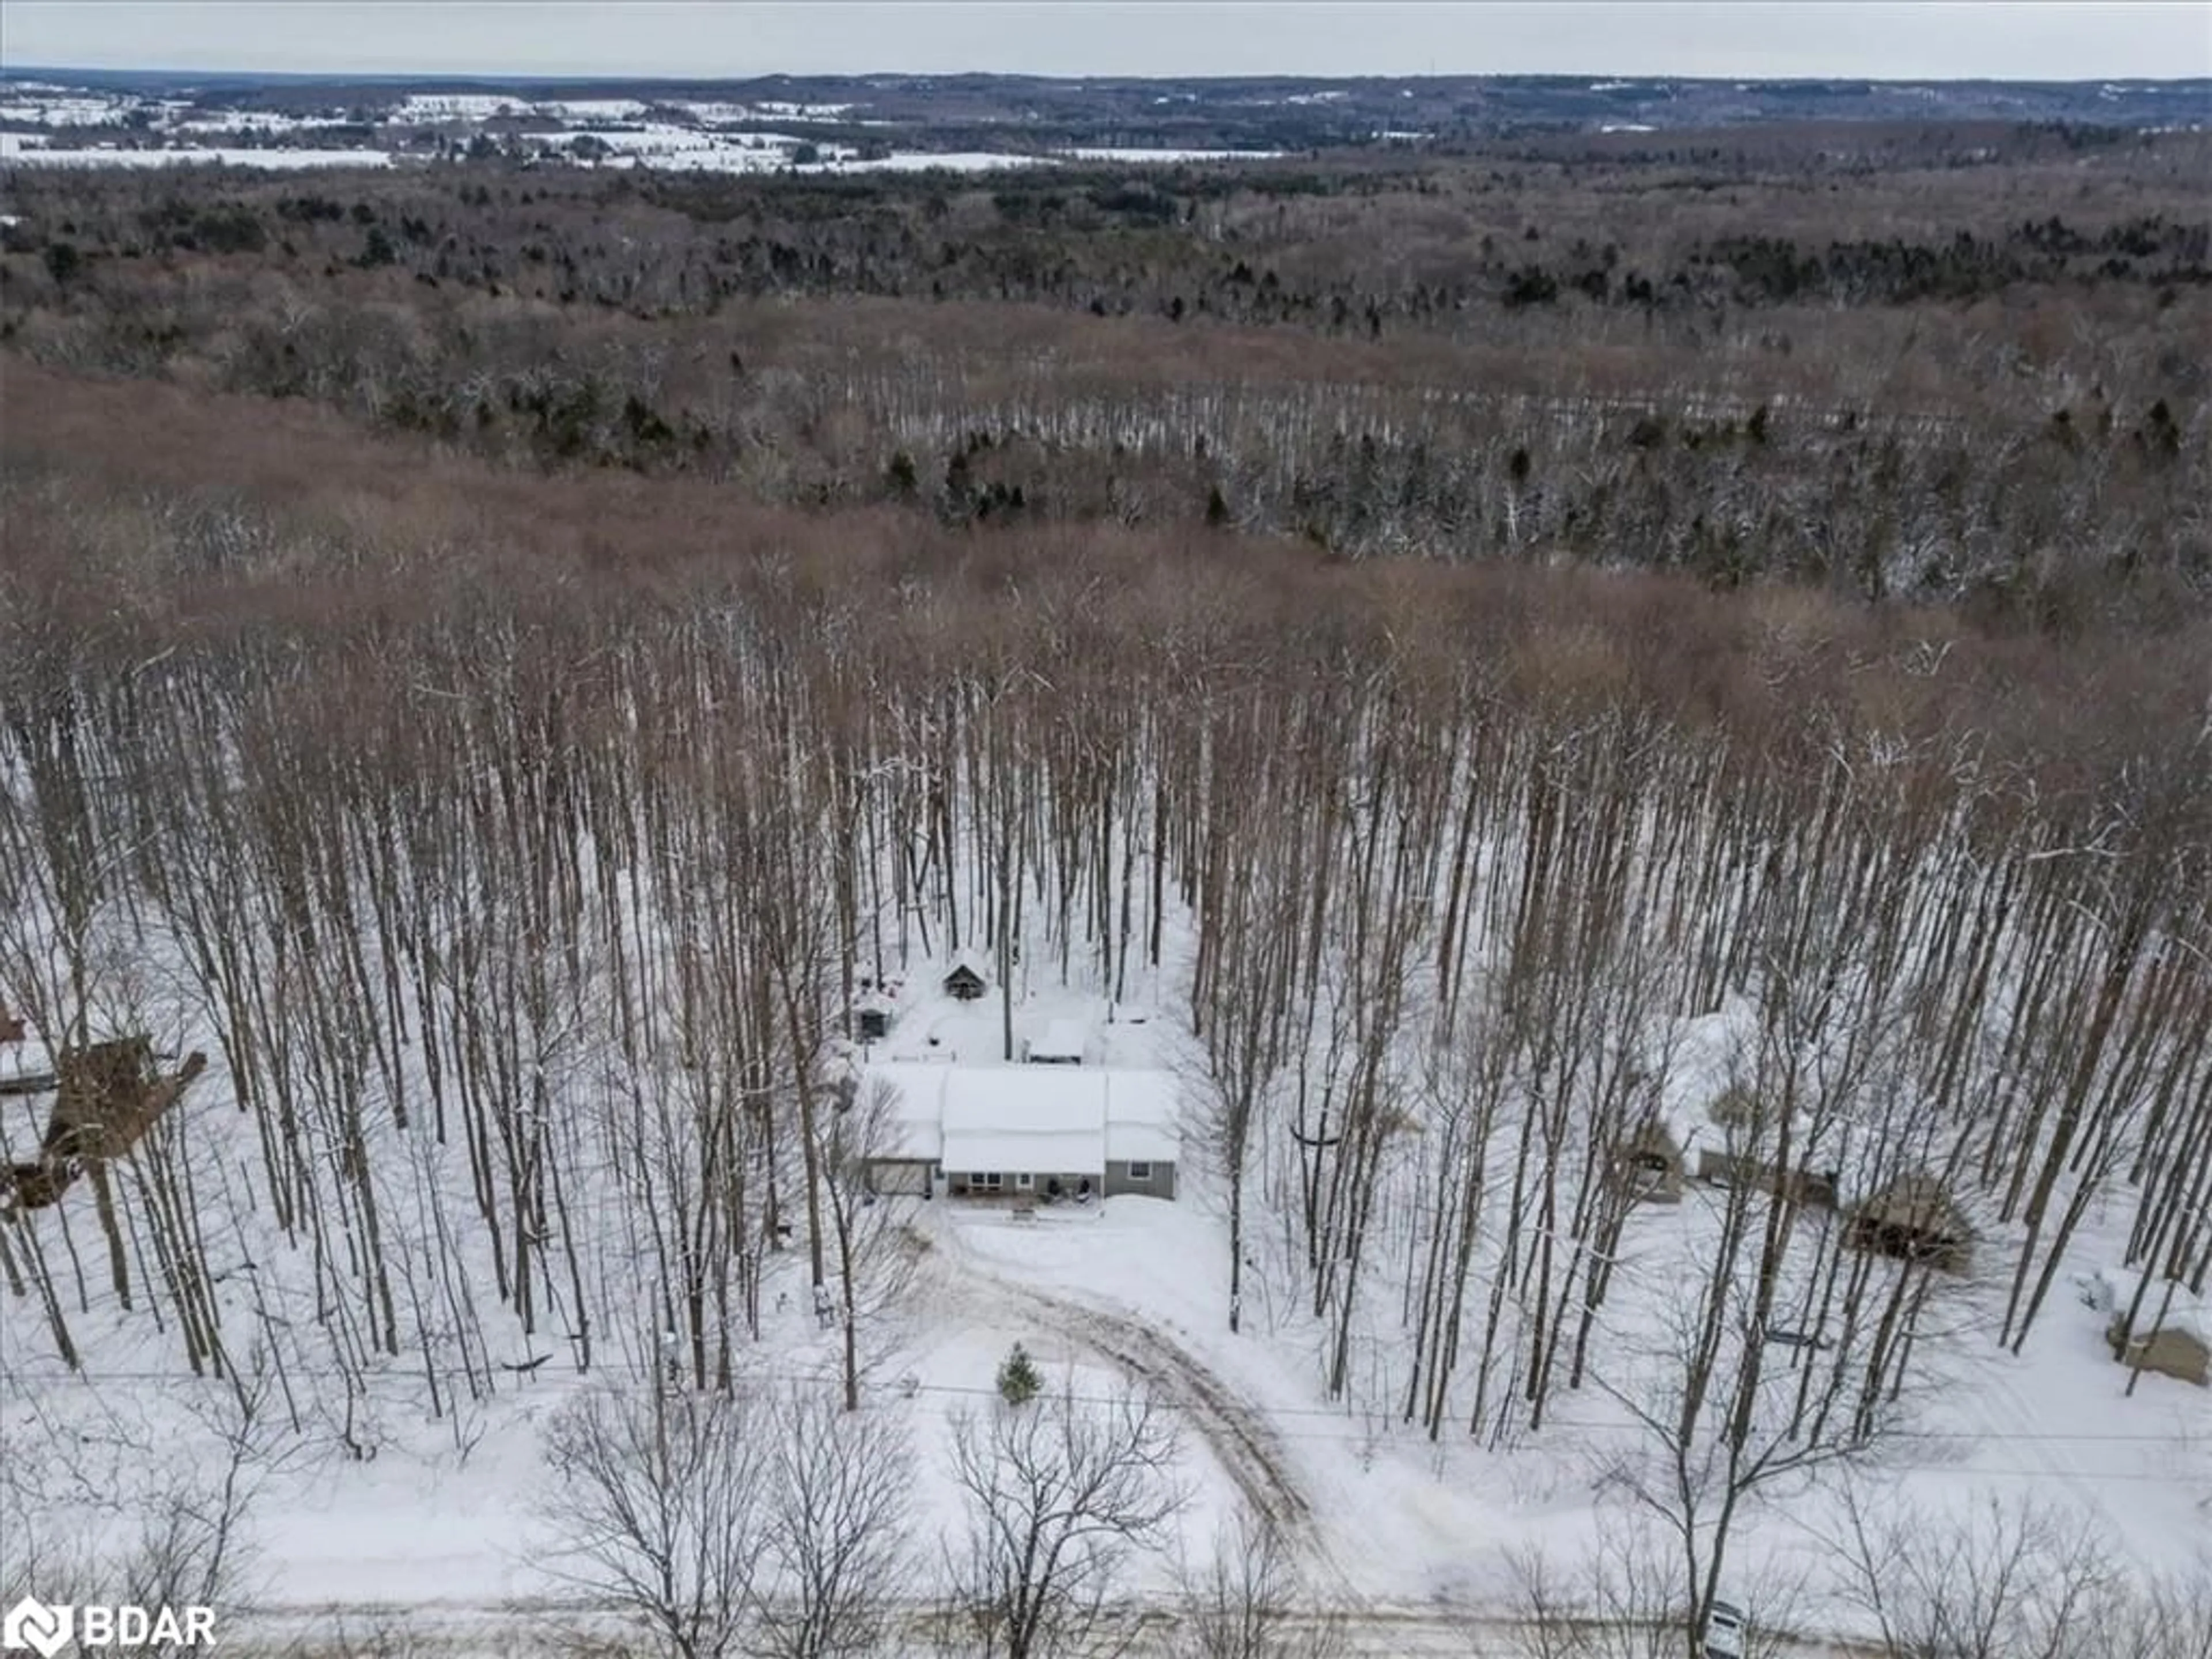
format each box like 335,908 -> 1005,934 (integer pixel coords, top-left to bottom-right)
1702,1598 -> 1747,1659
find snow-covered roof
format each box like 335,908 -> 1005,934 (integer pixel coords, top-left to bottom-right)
946,948 -> 991,984
1029,1018 -> 1086,1062
2097,1266 -> 2211,1346
1104,1071 -> 1180,1164
860,1063 -> 950,1160
858,1063 -> 1181,1173
943,1069 -> 1101,1172
944,1125 -> 1104,1175
942,1070 -> 1100,1136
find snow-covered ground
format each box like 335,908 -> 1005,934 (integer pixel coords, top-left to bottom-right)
0,95 -> 135,126
0,143 -> 396,169
1059,147 -> 1288,162
391,93 -> 524,122
911,1118 -> 2212,1622
173,112 -> 360,135
816,150 -> 1051,175
0,82 -> 1291,176
554,124 -> 855,171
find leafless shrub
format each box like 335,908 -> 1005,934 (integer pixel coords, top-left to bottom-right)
1170,1508 -> 1346,1659
1823,1482 -> 2133,1659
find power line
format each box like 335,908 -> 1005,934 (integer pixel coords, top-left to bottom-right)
9,1363 -> 2208,1477
10,1352 -> 2210,1445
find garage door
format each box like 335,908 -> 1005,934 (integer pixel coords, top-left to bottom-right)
870,1160 -> 931,1196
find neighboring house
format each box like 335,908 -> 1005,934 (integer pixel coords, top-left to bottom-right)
2094,1269 -> 2210,1388
1692,1088 -> 1840,1209
1025,1018 -> 1086,1065
1844,1172 -> 1972,1274
943,949 -> 990,1002
5,1038 -> 208,1213
859,1063 -> 1180,1202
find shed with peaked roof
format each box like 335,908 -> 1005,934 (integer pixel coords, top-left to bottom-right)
943,949 -> 990,1002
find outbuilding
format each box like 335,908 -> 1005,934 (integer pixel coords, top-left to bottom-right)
855,993 -> 895,1043
943,949 -> 990,1002
2097,1269 -> 2210,1388
1844,1172 -> 1972,1274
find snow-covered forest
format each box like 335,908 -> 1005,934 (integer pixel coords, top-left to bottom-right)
3,423 -> 2207,1651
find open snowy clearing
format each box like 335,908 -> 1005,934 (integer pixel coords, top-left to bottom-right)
1059,146 -> 1290,162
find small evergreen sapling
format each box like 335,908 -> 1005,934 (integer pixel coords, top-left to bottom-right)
997,1342 -> 1042,1407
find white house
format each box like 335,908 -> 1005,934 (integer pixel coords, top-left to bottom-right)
858,1063 -> 1179,1201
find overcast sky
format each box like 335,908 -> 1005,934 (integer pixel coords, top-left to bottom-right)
3,2 -> 2208,81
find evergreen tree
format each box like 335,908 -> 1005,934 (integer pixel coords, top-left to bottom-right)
997,1342 -> 1043,1408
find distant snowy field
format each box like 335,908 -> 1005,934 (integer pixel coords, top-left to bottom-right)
1060,147 -> 1287,162
0,139 -> 396,169
0,82 -> 1297,176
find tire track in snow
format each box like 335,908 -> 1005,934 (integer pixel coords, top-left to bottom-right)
1973,1361 -> 2118,1529
916,1223 -> 1365,1606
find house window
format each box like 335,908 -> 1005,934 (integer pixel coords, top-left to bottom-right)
1127,1162 -> 1152,1181
1016,1172 -> 1034,1190
975,1172 -> 1003,1191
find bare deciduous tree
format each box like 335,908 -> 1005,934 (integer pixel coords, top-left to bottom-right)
945,1382 -> 1187,1659
820,1078 -> 922,1411
539,1373 -> 767,1659
755,1390 -> 914,1659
